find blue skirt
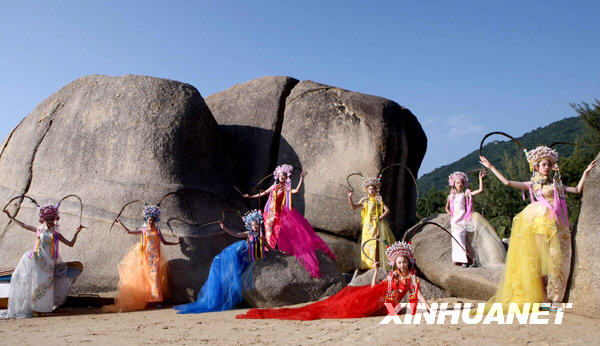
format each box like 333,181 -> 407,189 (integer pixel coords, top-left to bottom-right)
174,240 -> 249,313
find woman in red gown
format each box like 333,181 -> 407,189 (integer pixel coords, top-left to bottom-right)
236,241 -> 430,320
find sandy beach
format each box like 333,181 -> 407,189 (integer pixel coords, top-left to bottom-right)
2,298 -> 599,345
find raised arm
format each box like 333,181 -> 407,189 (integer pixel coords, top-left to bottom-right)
114,219 -> 142,234
564,159 -> 597,194
243,184 -> 275,199
158,229 -> 182,246
3,210 -> 37,232
348,191 -> 365,210
58,225 -> 85,247
470,170 -> 487,196
217,220 -> 248,238
479,156 -> 529,190
291,172 -> 307,194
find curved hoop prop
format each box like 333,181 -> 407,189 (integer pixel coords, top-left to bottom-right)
199,209 -> 243,229
345,172 -> 364,192
57,194 -> 85,228
2,195 -> 40,218
165,217 -> 197,237
402,221 -> 477,264
378,163 -> 420,203
479,131 -> 526,157
156,191 -> 193,215
110,200 -> 141,232
360,237 -> 388,265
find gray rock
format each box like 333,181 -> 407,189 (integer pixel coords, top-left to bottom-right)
277,80 -> 427,238
349,268 -> 450,300
567,152 -> 600,318
0,74 -> 245,303
317,232 -> 360,273
205,76 -> 298,193
241,251 -> 346,308
408,214 -> 504,300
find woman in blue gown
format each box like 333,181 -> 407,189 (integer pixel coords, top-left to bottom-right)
174,210 -> 269,313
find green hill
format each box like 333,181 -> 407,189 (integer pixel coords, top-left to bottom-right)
418,116 -> 587,192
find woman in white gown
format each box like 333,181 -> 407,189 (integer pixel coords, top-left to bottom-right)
445,170 -> 486,267
1,203 -> 84,318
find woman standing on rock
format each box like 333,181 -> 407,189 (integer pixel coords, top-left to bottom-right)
480,148 -> 596,311
236,241 -> 430,320
348,176 -> 396,270
243,164 -> 335,278
105,205 -> 180,312
445,170 -> 486,267
1,200 -> 84,318
175,210 -> 270,314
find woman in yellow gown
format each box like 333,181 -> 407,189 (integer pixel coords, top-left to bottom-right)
348,176 -> 396,270
480,147 -> 596,311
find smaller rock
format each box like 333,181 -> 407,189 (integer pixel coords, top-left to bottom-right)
317,232 -> 360,273
241,251 -> 346,308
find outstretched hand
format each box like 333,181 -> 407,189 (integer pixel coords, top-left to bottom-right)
217,220 -> 225,229
347,190 -> 353,198
77,225 -> 85,232
114,218 -> 120,224
584,159 -> 598,174
242,193 -> 250,198
479,169 -> 487,178
479,156 -> 492,168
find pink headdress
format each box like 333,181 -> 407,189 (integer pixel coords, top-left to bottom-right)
273,164 -> 293,183
39,205 -> 59,223
386,241 -> 415,265
448,171 -> 469,188
525,146 -> 559,172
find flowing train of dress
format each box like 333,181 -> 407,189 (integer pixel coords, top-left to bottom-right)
174,240 -> 249,314
236,273 -> 420,320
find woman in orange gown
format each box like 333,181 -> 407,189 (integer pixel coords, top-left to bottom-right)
105,205 -> 181,312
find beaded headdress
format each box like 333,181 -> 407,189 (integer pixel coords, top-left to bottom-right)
143,205 -> 161,222
243,209 -> 263,231
386,241 -> 415,264
273,164 -> 293,183
39,205 -> 59,223
525,146 -> 559,172
448,171 -> 469,188
362,176 -> 382,192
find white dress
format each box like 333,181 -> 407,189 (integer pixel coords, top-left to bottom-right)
0,225 -> 72,318
450,192 -> 472,264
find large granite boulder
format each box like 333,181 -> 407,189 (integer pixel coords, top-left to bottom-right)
205,76 -> 299,193
241,251 -> 346,308
0,74 -> 245,302
567,152 -> 600,317
408,214 -> 505,300
349,268 -> 450,300
277,80 -> 426,237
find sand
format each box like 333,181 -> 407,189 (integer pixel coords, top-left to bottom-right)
1,298 -> 599,345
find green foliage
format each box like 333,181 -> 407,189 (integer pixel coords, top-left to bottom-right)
417,104 -> 600,238
418,117 -> 587,193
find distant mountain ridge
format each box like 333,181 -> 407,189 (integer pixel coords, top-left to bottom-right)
418,117 -> 586,192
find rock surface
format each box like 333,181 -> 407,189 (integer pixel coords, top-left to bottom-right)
205,76 -> 298,193
408,214 -> 504,300
317,232 -> 359,273
567,152 -> 600,317
277,80 -> 426,237
0,74 -> 245,302
241,251 -> 346,308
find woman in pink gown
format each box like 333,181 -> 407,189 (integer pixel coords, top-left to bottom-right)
243,164 -> 335,278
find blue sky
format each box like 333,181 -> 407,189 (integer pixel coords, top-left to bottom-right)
1,1 -> 599,175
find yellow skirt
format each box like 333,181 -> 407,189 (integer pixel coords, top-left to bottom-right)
360,219 -> 396,271
486,202 -> 571,309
